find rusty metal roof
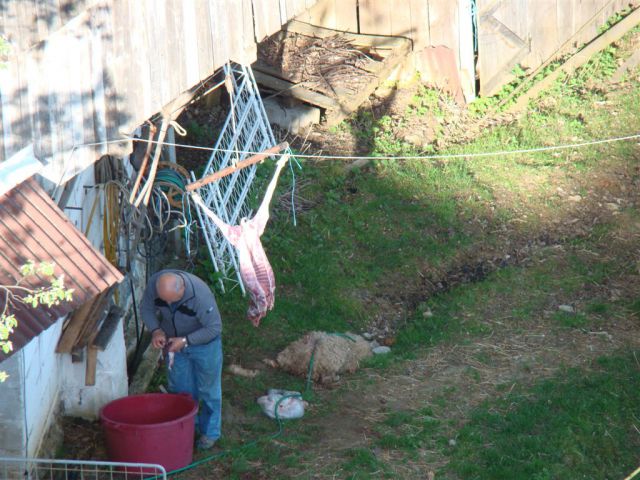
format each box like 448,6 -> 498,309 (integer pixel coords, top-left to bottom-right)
0,178 -> 123,359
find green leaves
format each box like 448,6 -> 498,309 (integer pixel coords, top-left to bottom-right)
1,261 -> 74,382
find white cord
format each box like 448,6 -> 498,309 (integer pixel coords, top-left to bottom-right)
71,132 -> 640,162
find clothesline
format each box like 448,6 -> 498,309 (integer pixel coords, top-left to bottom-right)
70,132 -> 640,162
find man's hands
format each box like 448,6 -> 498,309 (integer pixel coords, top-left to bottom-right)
151,330 -> 187,352
167,337 -> 187,352
152,329 -> 167,349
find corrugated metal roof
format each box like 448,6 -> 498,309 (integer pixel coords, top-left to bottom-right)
0,178 -> 123,359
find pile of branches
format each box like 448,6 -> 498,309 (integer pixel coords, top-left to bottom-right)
258,32 -> 378,98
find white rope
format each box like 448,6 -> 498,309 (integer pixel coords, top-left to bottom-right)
72,132 -> 640,162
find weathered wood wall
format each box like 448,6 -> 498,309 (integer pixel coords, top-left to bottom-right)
294,0 -> 638,99
478,0 -> 638,96
295,0 -> 476,101
0,0 -> 316,184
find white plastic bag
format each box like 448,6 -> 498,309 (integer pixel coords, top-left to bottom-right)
257,389 -> 307,420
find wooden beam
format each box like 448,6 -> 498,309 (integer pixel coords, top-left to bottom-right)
253,69 -> 341,109
56,287 -> 113,354
92,306 -> 125,351
56,293 -> 102,354
612,49 -> 640,82
185,142 -> 289,191
285,20 -> 408,49
85,345 -> 99,386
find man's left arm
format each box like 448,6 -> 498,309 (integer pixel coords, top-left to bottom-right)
185,301 -> 222,345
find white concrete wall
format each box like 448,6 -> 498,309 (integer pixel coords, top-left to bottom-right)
0,349 -> 26,457
22,318 -> 63,457
58,163 -> 128,418
60,318 -> 128,419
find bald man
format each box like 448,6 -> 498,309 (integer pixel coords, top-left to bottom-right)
141,269 -> 222,450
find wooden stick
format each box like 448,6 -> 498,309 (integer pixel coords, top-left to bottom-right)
134,118 -> 169,207
185,142 -> 289,192
129,122 -> 157,204
85,345 -> 99,386
92,306 -> 124,351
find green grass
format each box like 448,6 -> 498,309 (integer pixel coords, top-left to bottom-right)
447,354 -> 640,480
159,26 -> 640,478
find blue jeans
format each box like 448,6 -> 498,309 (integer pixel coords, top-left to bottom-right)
168,337 -> 223,440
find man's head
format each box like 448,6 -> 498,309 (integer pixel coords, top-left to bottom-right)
156,272 -> 185,303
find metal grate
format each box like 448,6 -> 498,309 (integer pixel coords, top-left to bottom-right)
192,63 -> 280,294
0,457 -> 167,480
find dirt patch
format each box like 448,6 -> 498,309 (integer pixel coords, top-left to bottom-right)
60,417 -> 107,461
289,285 -> 640,477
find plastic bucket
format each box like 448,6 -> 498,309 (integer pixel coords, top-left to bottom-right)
100,393 -> 198,473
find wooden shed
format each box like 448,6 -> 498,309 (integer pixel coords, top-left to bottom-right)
291,0 -> 638,100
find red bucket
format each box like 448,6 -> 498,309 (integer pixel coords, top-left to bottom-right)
100,393 -> 198,473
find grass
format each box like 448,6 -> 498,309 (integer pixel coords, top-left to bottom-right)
447,354 -> 640,480
158,26 -> 640,479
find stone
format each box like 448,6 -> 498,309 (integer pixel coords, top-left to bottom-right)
372,346 -> 391,355
362,332 -> 374,340
558,304 -> 575,313
263,98 -> 321,134
568,195 -> 582,202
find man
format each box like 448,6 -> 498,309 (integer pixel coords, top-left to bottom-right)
141,269 -> 222,450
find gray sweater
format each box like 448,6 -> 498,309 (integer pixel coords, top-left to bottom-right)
141,270 -> 222,345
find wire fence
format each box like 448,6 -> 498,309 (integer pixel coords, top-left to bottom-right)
0,457 -> 166,480
193,62 -> 282,294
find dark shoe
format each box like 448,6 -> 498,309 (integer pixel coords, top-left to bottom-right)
196,435 -> 216,450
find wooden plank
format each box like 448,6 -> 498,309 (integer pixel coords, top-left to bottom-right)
92,305 -> 124,351
307,0 -> 336,29
242,0 -> 258,63
228,0 -> 246,64
253,69 -> 341,109
56,292 -> 102,353
286,20 -> 407,48
527,0 -> 559,67
127,0 -> 151,123
73,291 -> 111,349
166,0 -> 186,99
88,9 -> 108,156
429,0 -> 460,47
324,38 -> 411,125
333,0 -> 358,31
285,0 -> 308,23
195,0 -> 215,80
209,0 -> 230,72
410,0 -> 430,48
358,0 -> 392,36
181,0 -> 200,87
85,345 -> 99,386
390,0 -> 413,40
477,0 -> 529,96
187,143 -> 289,191
0,55 -> 27,160
611,49 -> 640,81
341,37 -> 411,111
146,0 -> 166,110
